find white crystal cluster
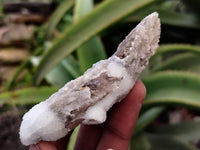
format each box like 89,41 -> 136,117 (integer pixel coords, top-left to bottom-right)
19,12 -> 161,146
20,102 -> 68,145
83,60 -> 133,124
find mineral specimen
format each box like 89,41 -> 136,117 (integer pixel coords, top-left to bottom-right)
19,12 -> 161,145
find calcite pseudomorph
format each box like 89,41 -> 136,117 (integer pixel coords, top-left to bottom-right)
19,12 -> 161,145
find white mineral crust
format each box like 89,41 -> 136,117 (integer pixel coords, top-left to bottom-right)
19,12 -> 161,145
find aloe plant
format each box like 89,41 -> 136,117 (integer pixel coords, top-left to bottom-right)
74,0 -> 106,73
1,0 -> 200,149
45,0 -> 74,40
33,0 -> 156,85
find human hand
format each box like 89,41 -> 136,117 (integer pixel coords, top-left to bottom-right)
29,80 -> 146,150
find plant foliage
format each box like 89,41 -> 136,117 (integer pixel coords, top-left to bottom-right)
1,0 -> 200,149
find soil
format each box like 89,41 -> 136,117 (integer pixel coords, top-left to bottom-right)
0,111 -> 28,150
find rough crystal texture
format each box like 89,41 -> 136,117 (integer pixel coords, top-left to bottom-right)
19,12 -> 161,146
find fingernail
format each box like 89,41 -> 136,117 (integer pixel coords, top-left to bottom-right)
29,144 -> 40,150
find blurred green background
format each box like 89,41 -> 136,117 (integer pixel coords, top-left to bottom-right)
0,0 -> 200,149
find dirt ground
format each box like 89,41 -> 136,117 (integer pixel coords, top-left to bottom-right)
0,110 -> 28,150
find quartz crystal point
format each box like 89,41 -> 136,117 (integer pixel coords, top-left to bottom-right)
19,12 -> 161,145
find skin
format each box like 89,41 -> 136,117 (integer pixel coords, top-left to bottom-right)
30,80 -> 146,150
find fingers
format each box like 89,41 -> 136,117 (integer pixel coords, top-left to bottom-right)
53,134 -> 72,150
30,132 -> 72,150
74,80 -> 145,150
29,142 -> 57,150
30,80 -> 146,150
97,80 -> 146,150
37,141 -> 57,150
74,124 -> 104,150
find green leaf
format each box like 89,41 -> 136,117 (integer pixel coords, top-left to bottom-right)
146,44 -> 200,76
45,62 -> 74,87
6,60 -> 31,91
0,0 -> 3,16
6,46 -> 44,91
34,0 -> 156,85
134,107 -> 164,135
125,1 -> 200,29
45,0 -> 74,39
61,55 -> 82,78
74,0 -> 93,22
57,14 -> 73,31
132,121 -> 200,150
154,44 -> 200,57
46,55 -> 81,87
0,87 -> 58,107
74,0 -> 107,73
67,126 -> 80,150
147,134 -> 199,150
152,53 -> 200,73
77,36 -> 106,73
142,71 -> 200,110
151,120 -> 200,142
130,133 -> 151,150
